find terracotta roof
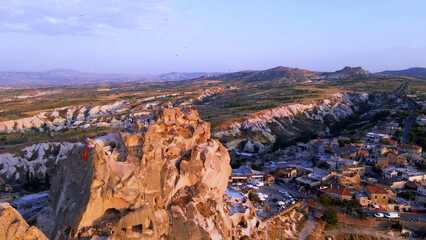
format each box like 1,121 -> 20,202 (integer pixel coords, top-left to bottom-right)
398,144 -> 422,150
340,146 -> 350,152
366,185 -> 388,195
359,150 -> 369,156
405,181 -> 420,189
323,184 -> 352,196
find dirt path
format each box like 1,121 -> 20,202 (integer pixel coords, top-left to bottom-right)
299,214 -> 317,240
324,226 -> 404,240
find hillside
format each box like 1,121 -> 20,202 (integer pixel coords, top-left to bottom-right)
198,66 -> 374,86
378,67 -> 426,77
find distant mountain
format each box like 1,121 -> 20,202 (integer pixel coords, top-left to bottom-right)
0,70 -> 221,86
157,72 -> 222,81
0,65 -> 379,86
377,67 -> 426,77
326,66 -> 371,79
193,66 -> 374,85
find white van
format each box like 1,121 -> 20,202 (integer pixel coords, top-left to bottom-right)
385,212 -> 399,218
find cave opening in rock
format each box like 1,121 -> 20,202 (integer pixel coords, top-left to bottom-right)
131,224 -> 143,233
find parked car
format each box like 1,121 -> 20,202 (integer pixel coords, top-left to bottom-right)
385,212 -> 399,219
374,212 -> 384,218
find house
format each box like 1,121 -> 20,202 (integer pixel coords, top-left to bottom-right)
365,133 -> 390,143
383,169 -> 398,179
275,167 -> 297,183
377,155 -> 389,167
321,184 -> 352,201
229,167 -> 266,183
357,150 -> 369,161
416,114 -> 426,126
398,144 -> 422,157
366,185 -> 390,207
355,192 -> 369,207
417,185 -> 426,196
367,153 -> 378,164
395,168 -> 426,181
387,153 -> 400,165
339,164 -> 365,176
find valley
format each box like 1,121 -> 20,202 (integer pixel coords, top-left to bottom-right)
0,66 -> 425,239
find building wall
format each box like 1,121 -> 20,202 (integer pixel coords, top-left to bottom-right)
369,193 -> 388,206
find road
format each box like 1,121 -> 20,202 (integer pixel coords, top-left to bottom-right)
395,81 -> 407,96
362,209 -> 426,223
298,213 -> 317,240
255,182 -> 303,220
402,98 -> 417,144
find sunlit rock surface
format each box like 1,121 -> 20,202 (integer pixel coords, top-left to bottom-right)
47,108 -> 233,239
0,202 -> 47,240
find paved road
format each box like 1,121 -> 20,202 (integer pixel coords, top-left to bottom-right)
395,81 -> 407,96
362,209 -> 426,223
256,182 -> 303,220
402,98 -> 417,144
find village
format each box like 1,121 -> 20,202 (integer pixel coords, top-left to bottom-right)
224,129 -> 426,225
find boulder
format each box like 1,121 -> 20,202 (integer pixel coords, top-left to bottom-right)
0,202 -> 47,240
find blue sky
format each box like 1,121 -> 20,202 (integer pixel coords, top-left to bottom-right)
0,0 -> 425,74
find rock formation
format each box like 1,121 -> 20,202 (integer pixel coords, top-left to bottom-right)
47,108 -> 233,239
0,202 -> 47,240
214,92 -> 368,152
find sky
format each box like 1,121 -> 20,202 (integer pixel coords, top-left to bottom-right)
0,0 -> 425,74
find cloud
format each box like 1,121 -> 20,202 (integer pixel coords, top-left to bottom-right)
0,0 -> 173,35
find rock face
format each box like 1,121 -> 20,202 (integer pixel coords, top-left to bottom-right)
0,142 -> 82,184
0,202 -> 47,240
214,92 -> 368,152
48,108 -> 232,239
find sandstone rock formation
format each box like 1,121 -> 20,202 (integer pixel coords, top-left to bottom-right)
47,108 -> 233,239
214,92 -> 368,152
0,202 -> 47,240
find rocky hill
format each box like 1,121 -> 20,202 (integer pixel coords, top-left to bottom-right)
41,108 -> 233,239
325,66 -> 371,79
195,66 -> 374,85
213,92 -> 368,153
378,67 -> 426,77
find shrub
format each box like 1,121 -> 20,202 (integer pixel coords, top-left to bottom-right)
249,192 -> 261,203
321,208 -> 338,225
320,195 -> 331,206
390,221 -> 403,232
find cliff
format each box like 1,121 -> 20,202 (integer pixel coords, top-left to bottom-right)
46,108 -> 233,239
214,92 -> 368,152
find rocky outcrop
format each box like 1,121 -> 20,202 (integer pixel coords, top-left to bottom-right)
0,101 -> 127,133
214,92 -> 368,152
0,142 -> 82,184
0,202 -> 47,240
47,108 -> 233,239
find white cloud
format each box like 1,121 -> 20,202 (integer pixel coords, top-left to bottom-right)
0,0 -> 174,35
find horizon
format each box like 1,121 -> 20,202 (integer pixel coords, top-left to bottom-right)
0,65 -> 426,76
1,1 -> 426,74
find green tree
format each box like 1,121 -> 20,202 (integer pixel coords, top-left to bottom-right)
249,192 -> 261,203
251,164 -> 263,171
322,208 -> 338,225
320,195 -> 331,206
390,221 -> 403,232
372,165 -> 383,176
